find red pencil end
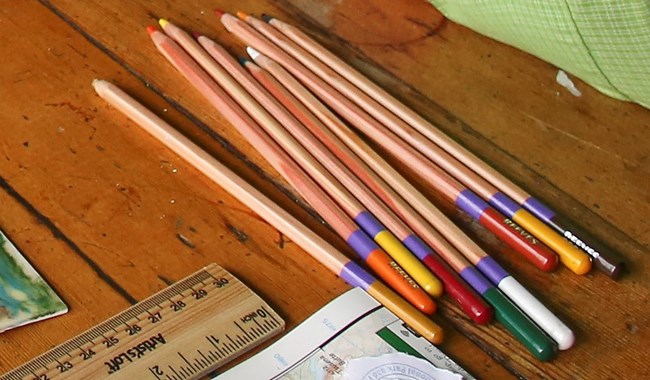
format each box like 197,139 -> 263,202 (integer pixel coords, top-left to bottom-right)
146,26 -> 158,36
214,9 -> 224,17
472,305 -> 495,325
236,11 -> 248,20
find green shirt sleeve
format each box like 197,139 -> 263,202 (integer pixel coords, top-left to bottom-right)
428,0 -> 650,109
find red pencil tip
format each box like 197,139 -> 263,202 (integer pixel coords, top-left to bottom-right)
191,31 -> 202,40
146,26 -> 158,35
214,9 -> 224,17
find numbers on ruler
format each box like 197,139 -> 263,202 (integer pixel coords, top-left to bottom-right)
80,348 -> 96,360
192,288 -> 208,300
126,323 -> 142,335
103,336 -> 119,348
149,364 -> 164,379
10,269 -> 251,380
170,300 -> 186,312
241,308 -> 268,323
56,361 -> 73,373
213,277 -> 229,288
148,312 -> 162,323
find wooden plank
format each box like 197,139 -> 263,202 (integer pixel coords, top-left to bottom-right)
0,0 -> 647,378
0,0 -> 348,374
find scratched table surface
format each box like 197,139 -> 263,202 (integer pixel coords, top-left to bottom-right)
0,1 -> 648,379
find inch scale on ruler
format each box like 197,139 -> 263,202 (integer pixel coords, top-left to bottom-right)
1,264 -> 284,380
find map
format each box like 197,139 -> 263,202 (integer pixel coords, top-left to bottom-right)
216,288 -> 472,379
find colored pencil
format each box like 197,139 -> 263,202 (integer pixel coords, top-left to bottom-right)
240,57 -> 565,359
249,48 -> 575,352
217,11 -> 561,274
157,19 -> 442,299
235,57 -> 492,323
263,14 -> 626,279
192,32 -> 494,324
146,26 -> 436,315
233,12 -> 592,276
92,79 -> 443,344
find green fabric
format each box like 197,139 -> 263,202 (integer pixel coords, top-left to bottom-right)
428,0 -> 650,109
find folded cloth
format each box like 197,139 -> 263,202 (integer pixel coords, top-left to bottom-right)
429,0 -> 650,109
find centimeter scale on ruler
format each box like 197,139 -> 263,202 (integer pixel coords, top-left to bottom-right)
1,264 -> 285,380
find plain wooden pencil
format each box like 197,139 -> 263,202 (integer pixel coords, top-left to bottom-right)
249,49 -> 575,352
146,26 -> 436,315
92,78 -> 443,344
264,14 -> 625,278
234,12 -> 592,276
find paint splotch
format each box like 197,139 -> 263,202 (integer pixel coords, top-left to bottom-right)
0,230 -> 67,333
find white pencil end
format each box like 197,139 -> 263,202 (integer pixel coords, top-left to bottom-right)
92,78 -> 108,93
246,46 -> 261,60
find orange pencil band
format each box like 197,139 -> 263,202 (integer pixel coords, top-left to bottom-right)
146,25 -> 436,315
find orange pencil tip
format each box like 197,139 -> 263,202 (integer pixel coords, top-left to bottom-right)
236,11 -> 248,20
214,9 -> 224,17
146,26 -> 158,35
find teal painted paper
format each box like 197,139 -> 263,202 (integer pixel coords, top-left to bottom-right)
0,230 -> 67,333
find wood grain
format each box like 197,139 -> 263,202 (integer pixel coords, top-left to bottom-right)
0,0 -> 648,379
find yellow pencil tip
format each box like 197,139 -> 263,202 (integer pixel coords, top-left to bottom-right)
159,18 -> 169,28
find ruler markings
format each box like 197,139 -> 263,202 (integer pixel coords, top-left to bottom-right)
168,365 -> 181,380
193,358 -> 202,372
198,351 -> 210,368
235,321 -> 254,343
226,334 -> 237,348
1,264 -> 283,380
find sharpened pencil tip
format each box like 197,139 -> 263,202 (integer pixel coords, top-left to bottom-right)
158,18 -> 169,28
92,78 -> 108,93
146,26 -> 158,35
261,13 -> 273,22
238,56 -> 249,66
214,9 -> 224,17
191,31 -> 202,40
236,11 -> 248,20
246,46 -> 261,60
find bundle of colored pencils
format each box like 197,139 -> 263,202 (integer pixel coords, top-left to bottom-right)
95,9 -> 627,362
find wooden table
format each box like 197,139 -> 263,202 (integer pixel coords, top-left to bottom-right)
1,1 -> 648,378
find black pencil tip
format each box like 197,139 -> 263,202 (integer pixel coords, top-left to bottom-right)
261,13 -> 273,22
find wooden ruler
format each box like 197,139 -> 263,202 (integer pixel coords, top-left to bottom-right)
1,264 -> 284,380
